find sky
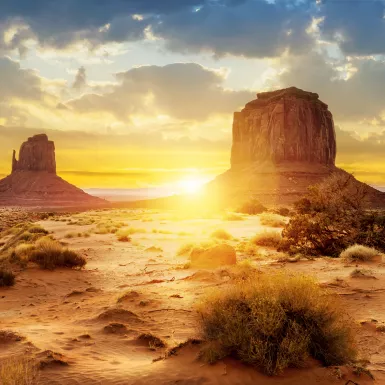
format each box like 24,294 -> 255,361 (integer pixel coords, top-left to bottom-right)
0,0 -> 385,190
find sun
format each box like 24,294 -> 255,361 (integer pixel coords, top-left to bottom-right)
179,178 -> 205,195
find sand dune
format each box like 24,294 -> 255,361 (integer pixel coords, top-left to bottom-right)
0,209 -> 384,384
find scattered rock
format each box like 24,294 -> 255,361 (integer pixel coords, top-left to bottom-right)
103,323 -> 128,334
145,246 -> 163,253
37,350 -> 70,368
97,308 -> 143,323
0,330 -> 25,343
137,333 -> 166,349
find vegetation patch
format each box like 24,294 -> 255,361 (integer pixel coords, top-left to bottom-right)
210,229 -> 233,240
236,198 -> 266,215
29,237 -> 86,270
0,356 -> 39,385
259,213 -> 286,227
197,271 -> 356,375
252,231 -> 282,248
341,244 -> 382,263
0,269 -> 15,287
279,173 -> 385,257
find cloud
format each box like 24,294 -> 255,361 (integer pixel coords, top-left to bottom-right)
319,0 -> 385,56
0,0 -> 202,53
0,56 -> 47,125
72,66 -> 87,90
0,0 -> 315,58
275,51 -> 385,123
67,62 -> 254,121
153,0 -> 314,58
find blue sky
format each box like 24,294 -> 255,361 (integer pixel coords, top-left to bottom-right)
0,0 -> 385,188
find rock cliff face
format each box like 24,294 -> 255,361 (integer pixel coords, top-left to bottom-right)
231,87 -> 336,168
12,134 -> 56,173
208,87 -> 385,207
0,134 -> 106,207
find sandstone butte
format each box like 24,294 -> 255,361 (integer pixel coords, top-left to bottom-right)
208,86 -> 385,207
0,134 -> 106,207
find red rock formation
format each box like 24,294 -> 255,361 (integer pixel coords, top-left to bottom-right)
231,87 -> 336,168
12,134 -> 56,173
0,134 -> 106,207
208,87 -> 385,207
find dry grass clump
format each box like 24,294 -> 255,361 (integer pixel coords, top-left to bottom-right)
223,212 -> 244,221
350,268 -> 376,279
340,244 -> 381,263
252,231 -> 282,248
210,229 -> 233,240
116,228 -> 132,242
0,356 -> 38,385
198,271 -> 356,375
236,199 -> 266,215
0,269 -> 15,287
236,242 -> 266,259
176,240 -> 216,256
27,225 -> 48,235
29,237 -> 86,270
259,213 -> 286,228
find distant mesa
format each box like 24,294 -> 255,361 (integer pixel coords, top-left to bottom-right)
0,134 -> 106,207
209,86 -> 385,207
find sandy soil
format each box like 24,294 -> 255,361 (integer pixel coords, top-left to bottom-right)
1,209 -> 384,384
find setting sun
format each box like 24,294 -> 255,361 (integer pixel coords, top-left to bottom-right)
178,178 -> 206,195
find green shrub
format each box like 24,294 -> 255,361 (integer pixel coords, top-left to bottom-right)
0,269 -> 15,287
280,173 -> 385,257
198,272 -> 356,375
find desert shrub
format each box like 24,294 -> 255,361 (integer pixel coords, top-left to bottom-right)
65,232 -> 77,239
236,198 -> 266,215
223,212 -> 244,221
210,229 -> 233,240
273,207 -> 291,217
197,272 -> 356,375
340,244 -> 381,263
19,232 -> 33,242
8,244 -> 35,267
0,269 -> 15,287
116,228 -> 132,242
0,357 -> 38,385
350,268 -> 375,279
28,225 -> 48,235
280,173 -> 385,257
29,238 -> 86,269
177,243 -> 194,256
252,231 -> 282,248
236,242 -> 265,259
259,213 -> 286,227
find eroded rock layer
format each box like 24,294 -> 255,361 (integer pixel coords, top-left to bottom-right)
231,87 -> 336,168
208,87 -> 385,207
12,134 -> 56,173
0,134 -> 106,207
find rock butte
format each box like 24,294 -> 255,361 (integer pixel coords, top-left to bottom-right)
0,134 -> 105,207
209,86 -> 385,207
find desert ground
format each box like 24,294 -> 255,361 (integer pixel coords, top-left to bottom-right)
1,208 -> 384,385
